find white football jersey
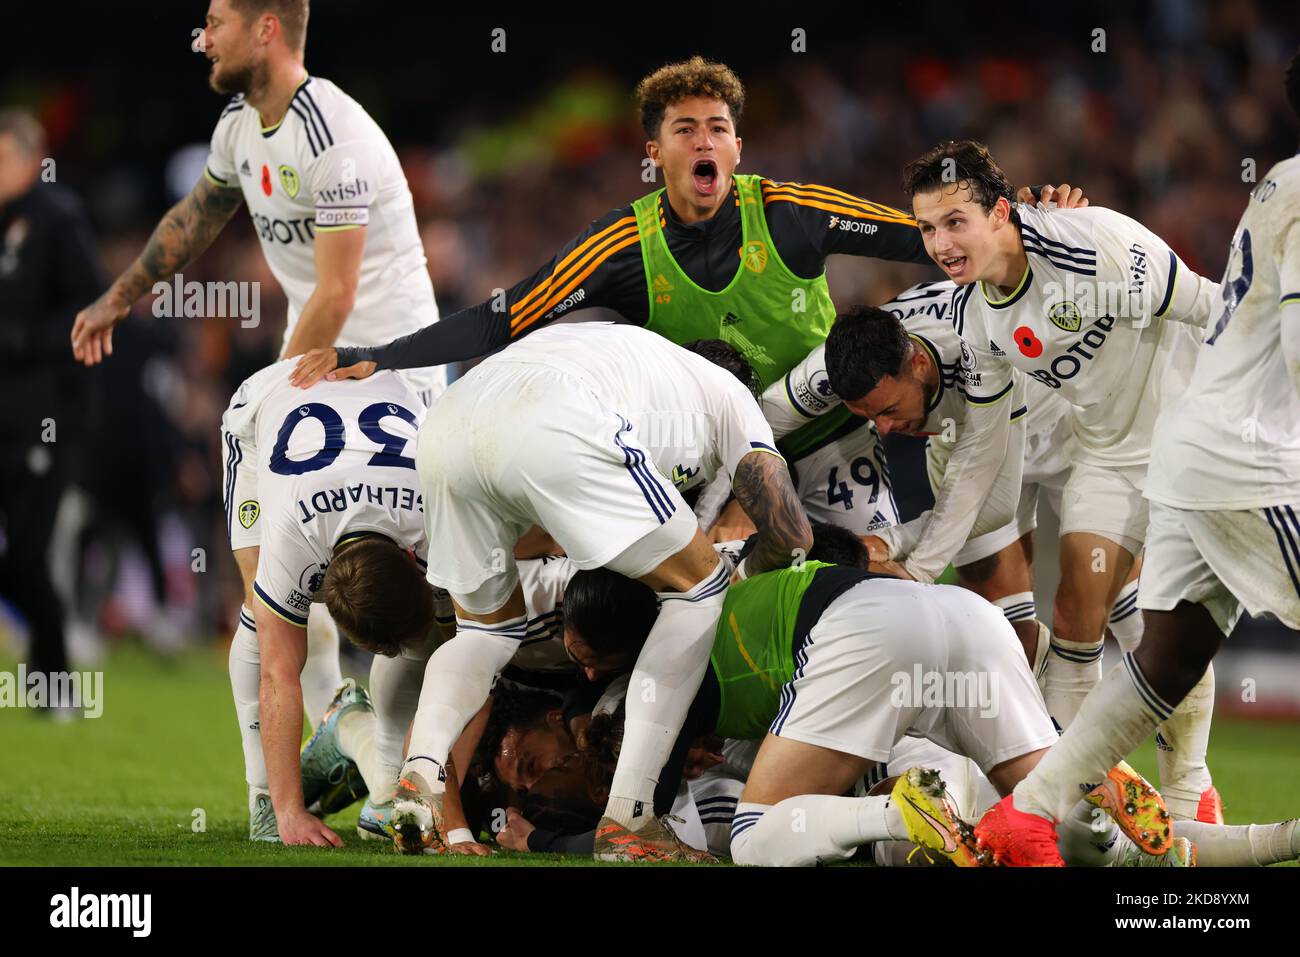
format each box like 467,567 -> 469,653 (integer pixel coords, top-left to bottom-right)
511,555 -> 575,673
205,75 -> 443,392
480,323 -> 780,494
763,281 -> 1043,441
222,359 -> 428,626
1146,155 -> 1300,509
957,205 -> 1217,467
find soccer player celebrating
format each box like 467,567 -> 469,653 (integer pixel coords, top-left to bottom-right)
975,53 -> 1300,866
897,141 -> 1232,825
291,56 -> 1081,536
390,323 -> 811,861
72,0 -> 442,387
67,0 -> 446,841
774,285 -> 1128,689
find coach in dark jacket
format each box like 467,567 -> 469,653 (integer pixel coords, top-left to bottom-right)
0,108 -> 104,692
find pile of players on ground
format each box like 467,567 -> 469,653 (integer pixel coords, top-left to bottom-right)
74,32 -> 1300,865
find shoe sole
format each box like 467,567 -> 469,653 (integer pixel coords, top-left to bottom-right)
1086,762 -> 1170,855
391,802 -> 446,855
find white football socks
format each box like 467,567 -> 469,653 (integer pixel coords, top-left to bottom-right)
993,591 -> 1037,627
606,562 -> 730,830
730,795 -> 909,866
1015,654 -> 1175,823
366,644 -> 429,804
1108,579 -> 1143,653
1156,663 -> 1216,819
1106,581 -> 1217,821
335,708 -> 388,799
403,615 -> 526,794
1059,800 -> 1300,866
228,606 -> 267,791
302,603 -> 344,726
1042,635 -> 1105,729
1174,818 -> 1299,866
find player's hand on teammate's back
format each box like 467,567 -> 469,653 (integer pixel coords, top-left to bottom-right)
289,347 -> 377,388
70,290 -> 131,367
707,498 -> 758,544
496,808 -> 534,852
277,809 -> 344,848
1016,184 -> 1089,210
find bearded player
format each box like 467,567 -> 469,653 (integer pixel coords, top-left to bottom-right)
68,0 -> 446,841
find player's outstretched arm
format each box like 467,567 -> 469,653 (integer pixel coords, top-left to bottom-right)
70,175 -> 243,367
254,604 -> 342,848
901,393 -> 1015,583
290,206 -> 642,387
729,450 -> 813,576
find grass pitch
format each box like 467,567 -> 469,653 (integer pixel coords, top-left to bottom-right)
1,644 -> 1297,867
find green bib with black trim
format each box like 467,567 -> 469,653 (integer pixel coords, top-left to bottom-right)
631,173 -> 837,390
709,561 -> 834,740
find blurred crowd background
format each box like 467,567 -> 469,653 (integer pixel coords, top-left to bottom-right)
1,1 -> 1298,709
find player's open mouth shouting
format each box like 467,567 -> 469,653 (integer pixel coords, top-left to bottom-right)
692,157 -> 719,196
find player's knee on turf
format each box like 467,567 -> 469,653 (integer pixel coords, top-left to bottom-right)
729,803 -> 772,866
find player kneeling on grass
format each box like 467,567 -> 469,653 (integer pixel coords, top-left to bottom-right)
554,528 -> 1066,866
490,527 -> 1300,866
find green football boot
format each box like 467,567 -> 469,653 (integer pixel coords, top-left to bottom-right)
301,682 -> 372,814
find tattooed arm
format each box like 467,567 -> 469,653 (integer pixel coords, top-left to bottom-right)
71,175 -> 244,366
729,450 -> 813,576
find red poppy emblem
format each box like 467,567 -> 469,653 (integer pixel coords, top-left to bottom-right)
1014,326 -> 1044,358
